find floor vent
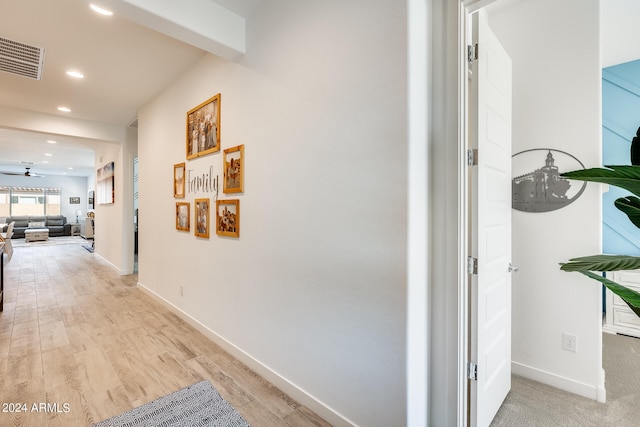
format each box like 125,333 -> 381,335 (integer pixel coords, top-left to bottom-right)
0,36 -> 45,80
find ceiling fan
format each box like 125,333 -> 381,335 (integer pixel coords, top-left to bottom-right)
1,167 -> 44,177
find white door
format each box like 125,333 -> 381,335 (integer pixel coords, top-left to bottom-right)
469,10 -> 513,427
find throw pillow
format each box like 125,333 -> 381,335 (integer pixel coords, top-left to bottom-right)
28,221 -> 45,228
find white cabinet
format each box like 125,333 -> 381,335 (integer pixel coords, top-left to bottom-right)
604,270 -> 640,338
80,217 -> 94,239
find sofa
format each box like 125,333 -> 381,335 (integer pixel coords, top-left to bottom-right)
2,215 -> 71,238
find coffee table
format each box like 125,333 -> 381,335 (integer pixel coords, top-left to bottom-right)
25,228 -> 49,242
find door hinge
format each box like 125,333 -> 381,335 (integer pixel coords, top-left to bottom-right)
467,43 -> 479,63
467,256 -> 478,275
467,148 -> 478,166
467,361 -> 478,381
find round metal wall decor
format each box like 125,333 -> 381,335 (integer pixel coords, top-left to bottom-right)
512,148 -> 587,213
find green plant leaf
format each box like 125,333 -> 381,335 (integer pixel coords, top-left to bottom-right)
631,126 -> 640,166
559,254 -> 640,272
615,196 -> 640,229
561,165 -> 640,198
578,270 -> 640,317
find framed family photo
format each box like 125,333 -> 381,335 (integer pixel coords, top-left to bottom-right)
194,198 -> 210,238
186,93 -> 221,160
97,161 -> 115,204
223,144 -> 244,193
216,199 -> 240,238
174,162 -> 185,198
176,202 -> 190,232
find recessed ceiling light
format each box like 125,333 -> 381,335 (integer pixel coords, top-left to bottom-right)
68,167 -> 74,170
66,70 -> 84,79
45,153 -> 53,157
57,106 -> 71,112
90,4 -> 113,16
42,160 -> 49,164
47,140 -> 57,144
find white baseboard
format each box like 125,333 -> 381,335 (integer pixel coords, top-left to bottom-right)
512,361 -> 606,402
136,282 -> 356,427
94,252 -> 132,275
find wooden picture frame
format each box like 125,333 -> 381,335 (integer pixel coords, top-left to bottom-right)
97,161 -> 115,204
186,93 -> 221,160
176,202 -> 190,232
223,144 -> 244,193
216,199 -> 240,238
194,198 -> 210,238
174,162 -> 185,198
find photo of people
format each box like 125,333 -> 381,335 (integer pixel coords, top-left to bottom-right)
195,198 -> 210,238
97,161 -> 115,204
174,163 -> 185,198
216,199 -> 240,238
186,94 -> 220,159
176,202 -> 190,231
223,145 -> 244,193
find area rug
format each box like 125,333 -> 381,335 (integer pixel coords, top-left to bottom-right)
91,380 -> 250,427
11,236 -> 87,248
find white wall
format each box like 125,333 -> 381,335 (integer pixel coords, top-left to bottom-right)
137,1 -> 407,426
94,133 -> 137,275
488,0 -> 604,400
0,173 -> 88,222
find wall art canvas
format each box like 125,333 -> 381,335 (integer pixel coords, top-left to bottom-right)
195,198 -> 210,238
174,163 -> 185,198
223,144 -> 244,193
512,148 -> 586,213
186,93 -> 221,160
216,199 -> 239,238
97,161 -> 115,204
176,202 -> 190,232
69,197 -> 80,204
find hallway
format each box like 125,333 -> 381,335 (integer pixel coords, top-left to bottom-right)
0,242 -> 330,426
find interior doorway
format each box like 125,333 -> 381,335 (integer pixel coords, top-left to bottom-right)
133,156 -> 138,273
459,1 -> 605,425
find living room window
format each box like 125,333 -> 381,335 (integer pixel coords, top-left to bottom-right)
0,186 -> 62,216
0,187 -> 9,218
45,188 -> 61,215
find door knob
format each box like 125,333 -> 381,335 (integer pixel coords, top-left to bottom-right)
508,263 -> 519,273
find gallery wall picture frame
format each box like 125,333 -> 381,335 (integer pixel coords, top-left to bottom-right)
174,162 -> 186,198
88,190 -> 94,209
216,199 -> 240,238
176,202 -> 190,232
69,197 -> 80,204
97,161 -> 115,204
223,144 -> 244,194
186,93 -> 221,160
194,198 -> 210,238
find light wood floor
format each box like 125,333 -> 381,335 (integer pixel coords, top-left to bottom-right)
0,240 -> 332,427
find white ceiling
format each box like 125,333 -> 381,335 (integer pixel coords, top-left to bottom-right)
0,0 -> 260,177
0,0 -> 637,178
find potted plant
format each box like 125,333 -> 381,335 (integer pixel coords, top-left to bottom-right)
560,127 -> 640,317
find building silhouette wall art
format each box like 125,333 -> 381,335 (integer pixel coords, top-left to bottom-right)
512,149 -> 587,213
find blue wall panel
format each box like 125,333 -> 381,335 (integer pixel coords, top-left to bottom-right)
603,60 -> 640,254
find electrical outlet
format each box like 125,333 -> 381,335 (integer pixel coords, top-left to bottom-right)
562,333 -> 577,352
180,284 -> 184,297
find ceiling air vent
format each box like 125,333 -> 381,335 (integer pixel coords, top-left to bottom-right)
0,36 -> 45,80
